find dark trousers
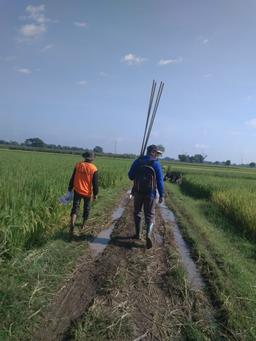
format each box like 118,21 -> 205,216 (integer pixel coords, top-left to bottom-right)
134,193 -> 156,226
71,191 -> 91,220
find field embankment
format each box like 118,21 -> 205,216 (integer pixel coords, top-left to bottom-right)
164,162 -> 256,339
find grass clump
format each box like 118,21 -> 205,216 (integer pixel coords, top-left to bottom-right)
165,183 -> 256,339
0,239 -> 88,340
74,303 -> 133,341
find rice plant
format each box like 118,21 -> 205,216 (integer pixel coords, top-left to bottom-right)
0,150 -> 131,258
167,167 -> 256,240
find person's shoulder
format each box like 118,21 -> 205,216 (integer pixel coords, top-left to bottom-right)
133,157 -> 143,164
90,163 -> 97,171
152,159 -> 162,169
141,155 -> 150,163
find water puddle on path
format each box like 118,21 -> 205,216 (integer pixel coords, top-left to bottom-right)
159,202 -> 204,290
155,232 -> 164,245
89,196 -> 127,258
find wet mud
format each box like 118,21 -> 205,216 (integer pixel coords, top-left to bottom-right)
159,202 -> 205,289
34,195 -> 214,340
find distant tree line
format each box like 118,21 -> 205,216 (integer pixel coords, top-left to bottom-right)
0,138 -> 136,159
178,153 -> 207,163
1,138 -> 256,166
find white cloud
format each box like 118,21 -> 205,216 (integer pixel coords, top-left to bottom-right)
19,4 -> 53,40
25,5 -> 48,23
20,23 -> 46,39
195,144 -> 208,149
77,80 -> 87,86
74,21 -> 87,28
41,44 -> 54,52
122,53 -> 147,65
199,36 -> 209,45
17,68 -> 32,74
246,118 -> 256,128
203,73 -> 212,78
158,57 -> 183,65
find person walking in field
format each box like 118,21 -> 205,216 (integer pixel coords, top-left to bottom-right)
68,151 -> 99,238
128,144 -> 164,249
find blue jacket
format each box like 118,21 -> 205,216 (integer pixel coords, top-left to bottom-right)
128,155 -> 164,198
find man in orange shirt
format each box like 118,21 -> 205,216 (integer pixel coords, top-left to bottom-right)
68,151 -> 99,238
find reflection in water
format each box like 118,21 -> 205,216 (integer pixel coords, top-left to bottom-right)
159,202 -> 204,290
112,207 -> 125,221
90,225 -> 115,257
89,198 -> 127,257
155,233 -> 164,245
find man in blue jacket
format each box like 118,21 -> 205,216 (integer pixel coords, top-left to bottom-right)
128,144 -> 164,249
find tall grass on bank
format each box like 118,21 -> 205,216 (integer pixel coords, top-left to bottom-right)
178,173 -> 256,240
165,161 -> 256,180
212,188 -> 256,239
0,150 -> 131,258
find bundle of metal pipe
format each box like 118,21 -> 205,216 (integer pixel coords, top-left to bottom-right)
140,80 -> 164,156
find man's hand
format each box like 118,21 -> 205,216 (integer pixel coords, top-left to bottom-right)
93,195 -> 97,201
159,197 -> 163,204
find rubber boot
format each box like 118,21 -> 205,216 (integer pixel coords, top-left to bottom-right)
146,223 -> 154,249
133,217 -> 141,240
81,218 -> 87,231
135,222 -> 141,240
69,214 -> 77,239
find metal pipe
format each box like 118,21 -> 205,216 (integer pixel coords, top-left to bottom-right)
140,80 -> 156,156
142,81 -> 164,155
142,83 -> 161,155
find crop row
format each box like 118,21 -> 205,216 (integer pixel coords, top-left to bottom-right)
0,150 -> 131,258
179,174 -> 256,239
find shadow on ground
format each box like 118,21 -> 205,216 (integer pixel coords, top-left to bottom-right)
110,236 -> 144,249
52,227 -> 94,243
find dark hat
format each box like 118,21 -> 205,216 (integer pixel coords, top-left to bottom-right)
147,144 -> 163,155
82,151 -> 95,161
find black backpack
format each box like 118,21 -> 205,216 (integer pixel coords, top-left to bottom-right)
134,159 -> 157,194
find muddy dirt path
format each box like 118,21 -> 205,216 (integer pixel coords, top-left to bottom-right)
35,197 -> 215,340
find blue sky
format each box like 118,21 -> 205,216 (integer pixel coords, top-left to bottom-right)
1,0 -> 256,163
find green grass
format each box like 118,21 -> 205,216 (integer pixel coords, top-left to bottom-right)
0,239 -> 87,340
165,183 -> 256,339
0,149 -> 131,258
0,181 -> 129,340
179,174 -> 256,239
163,161 -> 256,180
0,149 -> 132,339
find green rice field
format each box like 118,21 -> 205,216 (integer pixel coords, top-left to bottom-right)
165,162 -> 256,240
0,149 -> 130,258
1,150 -> 256,261
1,150 -> 256,339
